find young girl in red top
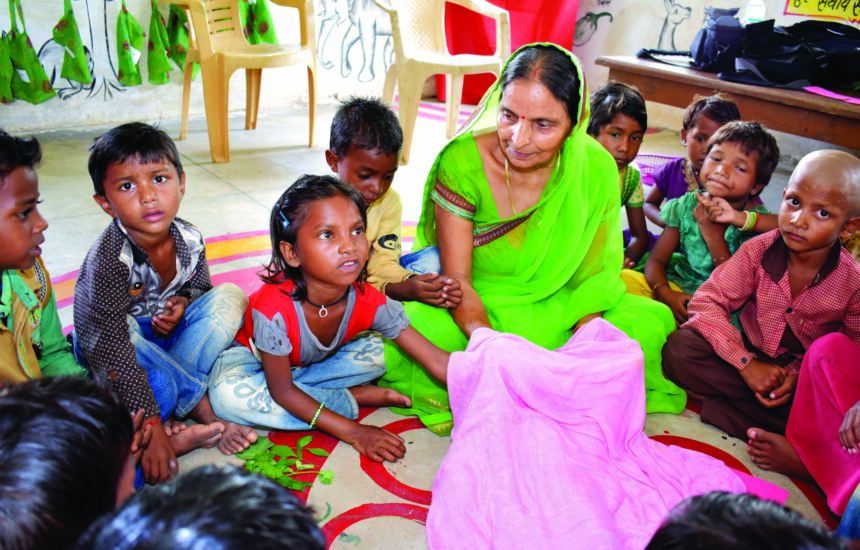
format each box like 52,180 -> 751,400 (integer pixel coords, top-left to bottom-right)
209,175 -> 450,462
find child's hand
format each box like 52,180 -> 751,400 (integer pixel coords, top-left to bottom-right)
622,256 -> 637,269
141,420 -> 179,484
408,273 -> 463,309
654,287 -> 693,324
700,195 -> 744,227
131,409 -> 153,461
754,372 -> 797,408
694,194 -> 729,240
349,424 -> 406,462
151,296 -> 189,338
840,400 -> 860,454
739,359 -> 786,398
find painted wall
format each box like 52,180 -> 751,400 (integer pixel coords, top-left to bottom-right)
0,0 -> 395,134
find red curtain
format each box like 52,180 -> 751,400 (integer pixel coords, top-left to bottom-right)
438,0 -> 580,104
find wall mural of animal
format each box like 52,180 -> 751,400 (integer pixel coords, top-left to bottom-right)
37,0 -> 126,100
657,0 -> 692,50
316,0 -> 391,83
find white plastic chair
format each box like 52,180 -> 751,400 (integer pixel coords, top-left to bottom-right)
373,0 -> 510,164
181,0 -> 316,163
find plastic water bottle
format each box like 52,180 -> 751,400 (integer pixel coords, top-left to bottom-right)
744,0 -> 767,24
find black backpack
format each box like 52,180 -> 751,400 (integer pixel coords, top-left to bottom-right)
636,7 -> 745,74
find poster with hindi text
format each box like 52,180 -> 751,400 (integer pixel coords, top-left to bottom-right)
784,0 -> 860,24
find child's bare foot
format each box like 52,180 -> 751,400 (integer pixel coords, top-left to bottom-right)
188,394 -> 257,455
217,421 -> 258,455
746,427 -> 813,481
170,422 -> 225,456
349,385 -> 412,408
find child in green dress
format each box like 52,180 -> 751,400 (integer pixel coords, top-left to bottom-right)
630,122 -> 780,324
588,82 -> 650,268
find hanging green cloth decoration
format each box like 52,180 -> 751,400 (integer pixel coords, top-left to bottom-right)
0,32 -> 14,104
116,0 -> 145,86
6,0 -> 56,104
166,6 -> 193,71
239,0 -> 278,45
147,0 -> 171,85
52,0 -> 92,85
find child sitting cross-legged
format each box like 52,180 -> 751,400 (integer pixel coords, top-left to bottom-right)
624,121 -> 780,324
73,123 -> 257,486
662,150 -> 860,450
0,129 -> 87,382
325,96 -> 462,308
587,82 -> 650,268
209,175 -> 451,463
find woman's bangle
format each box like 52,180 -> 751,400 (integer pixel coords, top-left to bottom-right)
309,402 -> 325,429
623,248 -> 640,263
651,282 -> 670,296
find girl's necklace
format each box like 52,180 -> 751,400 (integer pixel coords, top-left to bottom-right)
504,157 -> 518,215
306,289 -> 349,318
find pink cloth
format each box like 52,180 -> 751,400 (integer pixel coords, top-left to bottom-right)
427,320 -> 746,550
787,332 -> 860,516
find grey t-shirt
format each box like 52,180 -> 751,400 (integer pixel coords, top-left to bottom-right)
251,286 -> 408,365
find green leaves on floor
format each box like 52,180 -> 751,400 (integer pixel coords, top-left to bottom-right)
236,435 -> 334,491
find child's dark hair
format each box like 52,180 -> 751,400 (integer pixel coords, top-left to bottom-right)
88,122 -> 184,196
329,96 -> 403,158
0,129 -> 42,187
0,376 -> 133,550
75,464 -> 326,550
645,491 -> 847,550
261,174 -> 368,300
682,93 -> 741,132
708,121 -> 780,188
586,81 -> 648,137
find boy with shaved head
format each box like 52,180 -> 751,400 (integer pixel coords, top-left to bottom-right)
663,150 -> 860,519
739,150 -> 860,527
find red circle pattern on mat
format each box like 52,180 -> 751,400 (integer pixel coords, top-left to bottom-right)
321,502 -> 428,545
359,417 -> 433,505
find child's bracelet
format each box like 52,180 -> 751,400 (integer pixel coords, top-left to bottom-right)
740,211 -> 758,232
623,248 -> 640,263
651,282 -> 670,296
309,402 -> 325,429
712,254 -> 730,265
143,417 -> 160,428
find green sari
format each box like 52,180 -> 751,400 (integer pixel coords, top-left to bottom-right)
380,44 -> 685,435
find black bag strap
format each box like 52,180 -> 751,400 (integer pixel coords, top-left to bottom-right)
635,48 -> 695,69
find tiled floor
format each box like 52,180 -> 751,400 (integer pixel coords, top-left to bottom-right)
32,102 -> 820,548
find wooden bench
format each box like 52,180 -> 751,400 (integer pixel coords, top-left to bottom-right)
595,55 -> 860,150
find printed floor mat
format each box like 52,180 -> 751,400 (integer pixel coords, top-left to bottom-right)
52,228 -> 834,548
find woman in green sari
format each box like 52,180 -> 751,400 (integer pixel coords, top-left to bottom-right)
381,43 -> 685,435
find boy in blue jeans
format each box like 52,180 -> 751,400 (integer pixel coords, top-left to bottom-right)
74,123 -> 256,485
325,96 -> 461,308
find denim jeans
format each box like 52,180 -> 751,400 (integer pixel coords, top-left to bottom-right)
399,245 -> 441,275
74,283 -> 247,419
838,485 -> 860,539
208,332 -> 385,430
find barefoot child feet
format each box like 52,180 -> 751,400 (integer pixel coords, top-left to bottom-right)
746,427 -> 812,481
73,123 -> 250,484
208,175 -> 450,463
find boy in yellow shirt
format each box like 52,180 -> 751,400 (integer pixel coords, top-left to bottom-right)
325,97 -> 462,309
